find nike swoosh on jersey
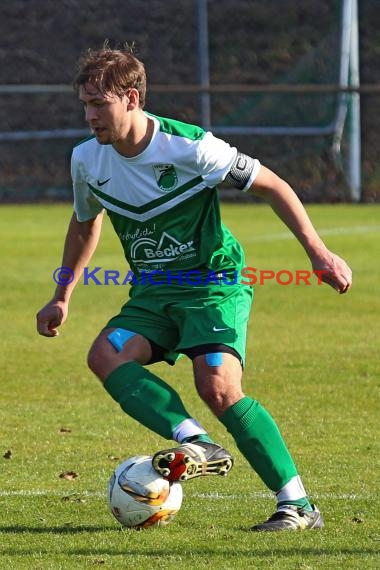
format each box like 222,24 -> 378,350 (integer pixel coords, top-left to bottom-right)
213,326 -> 229,332
97,177 -> 111,187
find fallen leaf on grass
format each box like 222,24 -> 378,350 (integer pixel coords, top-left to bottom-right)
59,427 -> 72,433
61,495 -> 86,503
59,471 -> 78,481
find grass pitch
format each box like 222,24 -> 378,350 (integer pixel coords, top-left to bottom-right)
0,203 -> 379,569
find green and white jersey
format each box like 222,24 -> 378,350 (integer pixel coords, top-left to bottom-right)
71,113 -> 261,276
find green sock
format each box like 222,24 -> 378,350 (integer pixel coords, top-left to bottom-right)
182,434 -> 214,444
104,362 -> 193,440
219,396 -> 298,492
278,499 -> 313,511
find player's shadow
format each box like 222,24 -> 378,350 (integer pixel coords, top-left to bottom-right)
0,545 -> 379,558
0,524 -> 115,534
0,527 -> 379,558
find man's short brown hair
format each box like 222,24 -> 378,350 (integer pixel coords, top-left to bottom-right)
73,44 -> 146,108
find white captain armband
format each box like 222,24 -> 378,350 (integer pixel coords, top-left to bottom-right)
224,152 -> 257,191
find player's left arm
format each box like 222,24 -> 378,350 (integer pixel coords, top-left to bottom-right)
248,164 -> 352,294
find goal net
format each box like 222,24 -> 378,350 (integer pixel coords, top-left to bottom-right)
208,0 -> 361,202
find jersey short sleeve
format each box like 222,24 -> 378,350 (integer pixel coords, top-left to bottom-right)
197,131 -> 238,187
197,131 -> 261,191
71,150 -> 104,222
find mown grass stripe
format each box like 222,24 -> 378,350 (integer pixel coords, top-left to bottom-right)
0,490 -> 374,500
246,224 -> 380,243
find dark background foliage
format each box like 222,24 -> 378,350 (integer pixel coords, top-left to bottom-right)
0,0 -> 378,202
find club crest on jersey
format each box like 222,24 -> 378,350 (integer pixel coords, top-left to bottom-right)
153,164 -> 178,192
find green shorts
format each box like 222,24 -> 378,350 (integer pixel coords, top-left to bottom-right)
105,281 -> 253,365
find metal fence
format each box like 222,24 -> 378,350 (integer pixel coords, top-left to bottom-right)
0,0 -> 379,202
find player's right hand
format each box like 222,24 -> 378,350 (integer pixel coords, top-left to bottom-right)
36,300 -> 68,337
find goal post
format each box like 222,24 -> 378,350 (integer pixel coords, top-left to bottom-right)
197,0 -> 362,202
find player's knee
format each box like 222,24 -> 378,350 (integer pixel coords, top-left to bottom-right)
87,342 -> 102,376
196,375 -> 242,416
87,335 -> 114,378
197,382 -> 223,411
193,352 -> 244,415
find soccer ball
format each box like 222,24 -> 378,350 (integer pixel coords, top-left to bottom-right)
107,455 -> 183,529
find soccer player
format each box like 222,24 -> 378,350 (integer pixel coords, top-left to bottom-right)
36,45 -> 352,531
